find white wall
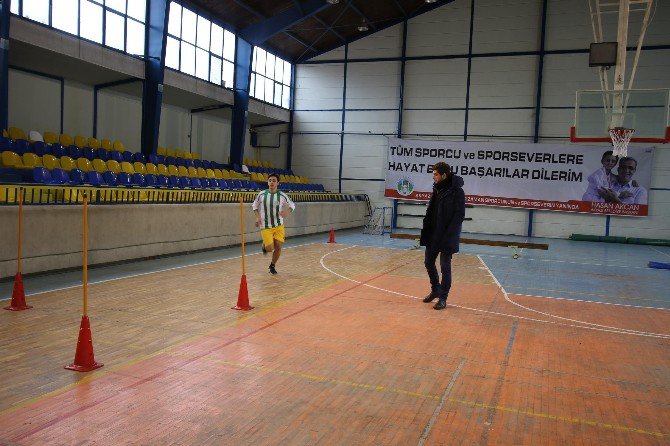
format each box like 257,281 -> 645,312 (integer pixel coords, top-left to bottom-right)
295,0 -> 670,238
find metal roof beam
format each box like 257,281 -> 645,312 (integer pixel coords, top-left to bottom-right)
392,0 -> 407,17
240,0 -> 333,46
313,15 -> 347,42
349,2 -> 376,30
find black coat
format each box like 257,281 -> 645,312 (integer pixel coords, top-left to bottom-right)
419,175 -> 465,253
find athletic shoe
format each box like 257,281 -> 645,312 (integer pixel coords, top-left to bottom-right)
262,245 -> 268,255
269,263 -> 277,275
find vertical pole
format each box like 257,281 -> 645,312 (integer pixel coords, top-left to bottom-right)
0,0 -> 12,131
231,37 -> 253,168
17,188 -> 22,274
463,0 -> 475,141
338,43 -> 348,193
397,19 -> 407,138
239,197 -> 245,275
611,0 -> 630,128
83,193 -> 88,317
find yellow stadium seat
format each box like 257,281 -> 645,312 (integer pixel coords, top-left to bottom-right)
74,135 -> 87,148
261,173 -> 269,181
92,159 -> 107,173
196,167 -> 206,178
121,161 -> 135,174
145,163 -> 158,175
87,137 -> 101,149
157,146 -> 167,156
177,166 -> 189,177
175,149 -> 184,158
106,160 -> 121,173
43,131 -> 59,144
1,151 -> 23,168
243,158 -> 249,165
101,139 -> 113,151
168,165 -> 179,176
42,154 -> 60,170
134,162 -> 147,175
250,172 -> 260,182
22,153 -> 41,169
206,169 -> 216,179
262,161 -> 271,168
221,169 -> 231,180
2,129 -> 7,138
213,169 -> 223,179
157,164 -> 169,176
187,166 -> 197,177
191,152 -> 201,160
59,134 -> 73,147
9,127 -> 27,141
183,152 -> 193,160
59,156 -> 76,171
77,158 -> 92,172
113,141 -> 125,152
166,148 -> 175,157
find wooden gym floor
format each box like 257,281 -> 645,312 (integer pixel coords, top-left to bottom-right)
0,232 -> 669,445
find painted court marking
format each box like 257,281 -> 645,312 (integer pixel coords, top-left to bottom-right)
318,246 -> 670,339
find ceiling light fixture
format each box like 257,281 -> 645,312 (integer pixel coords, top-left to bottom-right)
425,0 -> 437,3
357,20 -> 369,32
326,0 -> 339,4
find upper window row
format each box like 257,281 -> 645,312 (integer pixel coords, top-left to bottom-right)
11,0 -> 146,56
251,47 -> 292,109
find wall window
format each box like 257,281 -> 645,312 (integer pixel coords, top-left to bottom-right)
251,47 -> 291,109
165,1 -> 235,89
11,0 -> 146,56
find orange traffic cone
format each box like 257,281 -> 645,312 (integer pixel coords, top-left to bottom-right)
232,274 -> 254,311
4,272 -> 32,311
329,228 -> 335,243
65,315 -> 103,372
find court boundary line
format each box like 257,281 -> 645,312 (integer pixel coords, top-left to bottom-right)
318,246 -> 670,339
511,292 -> 670,311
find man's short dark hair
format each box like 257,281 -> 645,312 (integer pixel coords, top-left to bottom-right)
268,173 -> 280,181
619,156 -> 637,168
433,162 -> 451,175
601,150 -> 618,162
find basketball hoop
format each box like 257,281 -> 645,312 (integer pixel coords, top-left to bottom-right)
609,127 -> 635,157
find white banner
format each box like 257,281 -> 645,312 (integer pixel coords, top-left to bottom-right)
385,138 -> 654,216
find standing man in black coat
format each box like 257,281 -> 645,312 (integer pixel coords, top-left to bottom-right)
420,161 -> 466,310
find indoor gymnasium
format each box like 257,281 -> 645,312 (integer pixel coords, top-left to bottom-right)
0,0 -> 669,444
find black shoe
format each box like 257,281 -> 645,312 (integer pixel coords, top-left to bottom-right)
269,263 -> 277,275
433,299 -> 447,310
262,245 -> 268,255
422,293 -> 438,303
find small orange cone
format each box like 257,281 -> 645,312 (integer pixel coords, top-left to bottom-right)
65,315 -> 103,372
232,274 -> 254,311
329,228 -> 335,243
4,272 -> 32,311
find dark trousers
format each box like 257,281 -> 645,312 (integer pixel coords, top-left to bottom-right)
424,245 -> 453,299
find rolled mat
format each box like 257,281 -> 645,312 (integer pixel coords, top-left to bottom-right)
648,262 -> 670,270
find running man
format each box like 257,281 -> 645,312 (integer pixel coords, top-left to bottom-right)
252,173 -> 296,274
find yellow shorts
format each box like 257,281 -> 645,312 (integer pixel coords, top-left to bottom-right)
261,225 -> 285,247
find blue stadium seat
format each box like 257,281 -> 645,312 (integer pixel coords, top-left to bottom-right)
82,147 -> 96,161
86,170 -> 104,187
0,136 -> 12,151
178,176 -> 191,188
193,159 -> 202,168
148,154 -> 159,165
190,178 -> 203,189
109,151 -> 123,163
131,172 -> 146,187
32,167 -> 52,184
14,139 -> 31,155
50,143 -> 65,158
202,160 -> 212,169
144,173 -> 158,187
117,171 -> 133,187
185,159 -> 195,168
50,168 -> 69,185
69,168 -> 86,185
167,175 -> 179,188
66,145 -> 82,159
133,152 -> 146,163
156,174 -> 169,187
232,179 -> 243,189
175,157 -> 186,167
102,171 -> 117,186
96,148 -> 109,161
165,156 -> 177,166
122,151 -> 133,163
218,179 -> 229,189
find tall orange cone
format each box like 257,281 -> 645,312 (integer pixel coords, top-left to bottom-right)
232,274 -> 254,311
232,197 -> 254,311
5,188 -> 32,311
329,228 -> 335,243
66,193 -> 103,372
65,315 -> 103,371
5,272 -> 32,311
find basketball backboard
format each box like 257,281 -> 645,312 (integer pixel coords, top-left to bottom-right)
571,88 -> 670,143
